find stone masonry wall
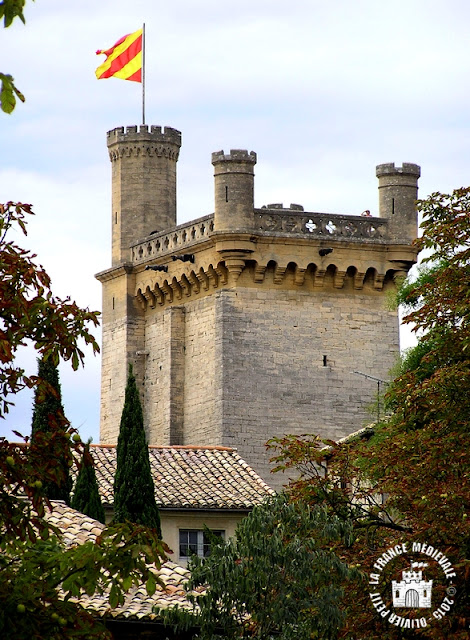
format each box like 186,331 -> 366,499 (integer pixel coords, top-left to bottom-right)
139,277 -> 399,488
144,295 -> 221,446
217,285 -> 399,488
99,270 -> 145,444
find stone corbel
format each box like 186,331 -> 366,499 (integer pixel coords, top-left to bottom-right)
170,278 -> 183,300
207,265 -> 219,288
153,283 -> 165,306
334,270 -> 346,289
187,271 -> 201,294
180,273 -> 192,297
224,257 -> 246,283
196,268 -> 210,291
374,273 -> 385,290
253,264 -> 267,283
161,280 -> 174,303
136,289 -> 147,310
294,266 -> 306,286
313,268 -> 326,288
353,271 -> 365,290
273,265 -> 286,284
143,287 -> 157,308
215,263 -> 229,285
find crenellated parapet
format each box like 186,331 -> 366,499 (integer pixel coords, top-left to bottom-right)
107,125 -> 181,161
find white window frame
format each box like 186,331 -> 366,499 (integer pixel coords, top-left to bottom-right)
179,529 -> 225,559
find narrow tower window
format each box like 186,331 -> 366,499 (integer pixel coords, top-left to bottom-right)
323,355 -> 327,367
115,211 -> 118,224
391,198 -> 395,215
225,186 -> 229,203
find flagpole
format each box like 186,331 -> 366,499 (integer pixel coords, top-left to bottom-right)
142,22 -> 146,125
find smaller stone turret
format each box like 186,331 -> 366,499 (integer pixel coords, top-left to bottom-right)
376,162 -> 421,243
212,149 -> 257,232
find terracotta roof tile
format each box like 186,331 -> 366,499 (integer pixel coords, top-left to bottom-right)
86,444 -> 274,510
46,501 -> 193,618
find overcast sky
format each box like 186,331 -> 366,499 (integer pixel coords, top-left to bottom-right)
1,0 -> 469,443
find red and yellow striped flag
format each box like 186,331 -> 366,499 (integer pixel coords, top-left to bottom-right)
95,28 -> 143,82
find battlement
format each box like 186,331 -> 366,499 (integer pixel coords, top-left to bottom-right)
212,149 -> 257,165
376,162 -> 421,178
107,125 -> 182,146
402,570 -> 424,582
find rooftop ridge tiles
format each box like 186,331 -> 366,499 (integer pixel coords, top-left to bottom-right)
93,443 -> 236,452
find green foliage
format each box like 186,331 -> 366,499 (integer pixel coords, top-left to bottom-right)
0,207 -> 168,637
0,73 -> 25,113
265,187 -> 470,638
30,356 -> 72,503
0,0 -> 30,113
159,493 -> 356,640
71,442 -> 106,524
0,0 -> 27,27
0,202 -> 100,417
113,364 -> 162,536
0,502 -> 168,640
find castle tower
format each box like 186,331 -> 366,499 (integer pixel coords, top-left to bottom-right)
97,126 -> 420,488
97,125 -> 181,442
212,149 -> 257,232
376,162 -> 420,244
107,125 -> 181,266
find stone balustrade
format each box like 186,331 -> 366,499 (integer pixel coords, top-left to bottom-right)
131,210 -> 391,264
131,215 -> 214,263
256,209 -> 388,240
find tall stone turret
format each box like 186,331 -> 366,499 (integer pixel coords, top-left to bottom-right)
107,125 -> 181,265
376,162 -> 420,244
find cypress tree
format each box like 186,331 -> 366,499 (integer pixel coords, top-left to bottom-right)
30,356 -> 72,503
71,442 -> 106,523
113,364 -> 161,536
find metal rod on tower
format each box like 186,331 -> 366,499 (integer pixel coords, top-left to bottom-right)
352,371 -> 388,423
142,23 -> 146,125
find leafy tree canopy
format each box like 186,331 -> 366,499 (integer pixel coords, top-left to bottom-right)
0,206 -> 168,638
0,202 -> 100,418
159,492 -> 357,640
268,188 -> 470,638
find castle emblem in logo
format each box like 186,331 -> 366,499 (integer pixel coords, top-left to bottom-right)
369,542 -> 456,629
392,562 -> 432,608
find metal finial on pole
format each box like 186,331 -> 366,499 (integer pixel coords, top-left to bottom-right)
142,23 -> 146,125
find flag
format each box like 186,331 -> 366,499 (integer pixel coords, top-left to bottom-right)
95,28 -> 143,82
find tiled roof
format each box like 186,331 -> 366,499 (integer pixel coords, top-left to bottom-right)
89,444 -> 274,510
47,501 -> 193,619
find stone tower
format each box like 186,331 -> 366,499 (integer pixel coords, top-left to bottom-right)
96,125 -> 420,488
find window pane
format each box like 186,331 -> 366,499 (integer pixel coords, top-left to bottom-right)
179,529 -> 225,558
